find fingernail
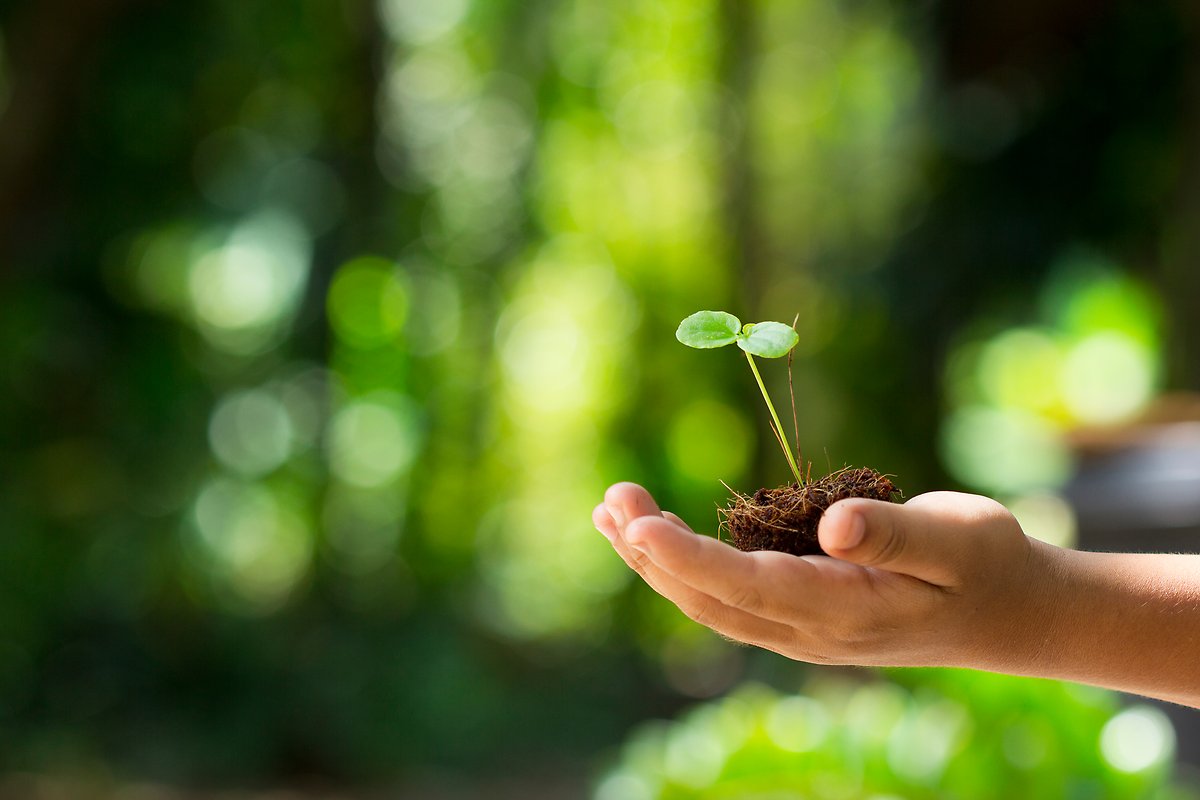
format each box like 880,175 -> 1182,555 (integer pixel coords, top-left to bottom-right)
606,503 -> 626,528
839,510 -> 866,549
595,524 -> 615,543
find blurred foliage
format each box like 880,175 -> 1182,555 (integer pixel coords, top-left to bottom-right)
595,669 -> 1194,800
0,0 -> 1195,792
938,252 -> 1165,547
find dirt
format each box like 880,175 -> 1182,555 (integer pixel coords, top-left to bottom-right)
720,467 -> 899,556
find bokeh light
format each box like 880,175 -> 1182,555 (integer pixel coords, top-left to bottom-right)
1061,332 -> 1156,424
1009,492 -> 1078,548
327,392 -> 422,488
188,477 -> 312,612
379,0 -> 470,45
478,235 -> 640,640
885,698 -> 969,782
595,671 -> 1178,798
941,406 -> 1072,494
327,257 -> 410,349
207,388 -> 294,477
941,256 -> 1164,495
666,399 -> 753,486
976,328 -> 1064,416
765,696 -> 831,753
1100,706 -> 1175,773
186,210 -> 311,354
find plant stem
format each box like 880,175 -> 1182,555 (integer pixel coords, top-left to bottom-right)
744,351 -> 804,486
787,316 -> 801,468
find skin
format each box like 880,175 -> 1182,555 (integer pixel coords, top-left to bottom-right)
594,482 -> 1200,709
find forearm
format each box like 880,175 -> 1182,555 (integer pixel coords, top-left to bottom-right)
999,544 -> 1200,708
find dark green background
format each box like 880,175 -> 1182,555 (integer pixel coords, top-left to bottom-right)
0,0 -> 1195,794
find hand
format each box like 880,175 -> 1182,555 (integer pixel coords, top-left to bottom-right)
593,482 -> 1058,671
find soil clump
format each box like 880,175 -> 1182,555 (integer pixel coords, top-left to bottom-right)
721,467 -> 898,556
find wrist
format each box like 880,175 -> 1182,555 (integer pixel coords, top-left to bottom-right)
953,535 -> 1074,676
961,544 -> 1200,708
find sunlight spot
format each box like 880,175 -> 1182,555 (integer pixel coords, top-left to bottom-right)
941,406 -> 1071,493
190,478 -> 311,611
886,699 -> 969,782
126,224 -> 199,314
1100,706 -> 1174,773
327,257 -> 409,349
663,724 -> 725,789
666,399 -> 752,484
498,306 -> 585,412
612,80 -> 701,158
844,682 -> 908,742
187,210 -> 310,353
208,388 -> 293,477
1009,493 -> 1076,548
379,0 -> 470,44
1061,332 -> 1155,424
765,696 -> 830,753
595,772 -> 655,800
457,95 -> 533,181
976,328 -> 1063,414
327,393 -> 422,488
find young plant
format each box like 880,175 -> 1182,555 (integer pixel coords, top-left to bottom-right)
676,310 -> 803,486
674,309 -> 897,556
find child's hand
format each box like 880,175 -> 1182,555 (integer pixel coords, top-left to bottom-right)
593,482 -> 1056,670
595,482 -> 1200,709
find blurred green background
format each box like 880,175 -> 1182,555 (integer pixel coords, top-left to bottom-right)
1,0 -> 1198,796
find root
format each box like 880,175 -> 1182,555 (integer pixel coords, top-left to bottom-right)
721,466 -> 898,556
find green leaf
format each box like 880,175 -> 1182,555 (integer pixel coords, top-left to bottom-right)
676,310 -> 742,349
736,321 -> 799,358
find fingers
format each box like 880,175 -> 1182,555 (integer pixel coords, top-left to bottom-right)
593,499 -> 677,595
627,546 -> 797,651
817,492 -> 1013,588
592,503 -> 618,543
603,481 -> 663,527
596,482 -> 665,580
623,514 -> 832,626
592,489 -> 796,652
663,511 -> 693,532
597,484 -> 844,628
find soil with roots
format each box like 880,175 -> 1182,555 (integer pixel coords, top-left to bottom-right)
721,467 -> 899,556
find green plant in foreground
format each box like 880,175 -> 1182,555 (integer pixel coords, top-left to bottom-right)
593,669 -> 1189,800
676,310 -> 802,485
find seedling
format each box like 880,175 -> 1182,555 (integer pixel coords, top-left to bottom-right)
676,309 -> 899,556
675,311 -> 804,485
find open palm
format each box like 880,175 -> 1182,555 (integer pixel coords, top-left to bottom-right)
593,482 -> 1034,668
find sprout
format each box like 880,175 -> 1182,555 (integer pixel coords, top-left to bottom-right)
676,310 -> 803,485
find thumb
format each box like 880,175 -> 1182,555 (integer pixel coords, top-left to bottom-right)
818,496 -> 968,587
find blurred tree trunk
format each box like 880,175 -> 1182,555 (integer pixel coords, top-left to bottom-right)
1163,3 -> 1200,391
303,0 -> 388,358
718,0 -> 779,482
0,0 -> 151,268
718,0 -> 762,314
